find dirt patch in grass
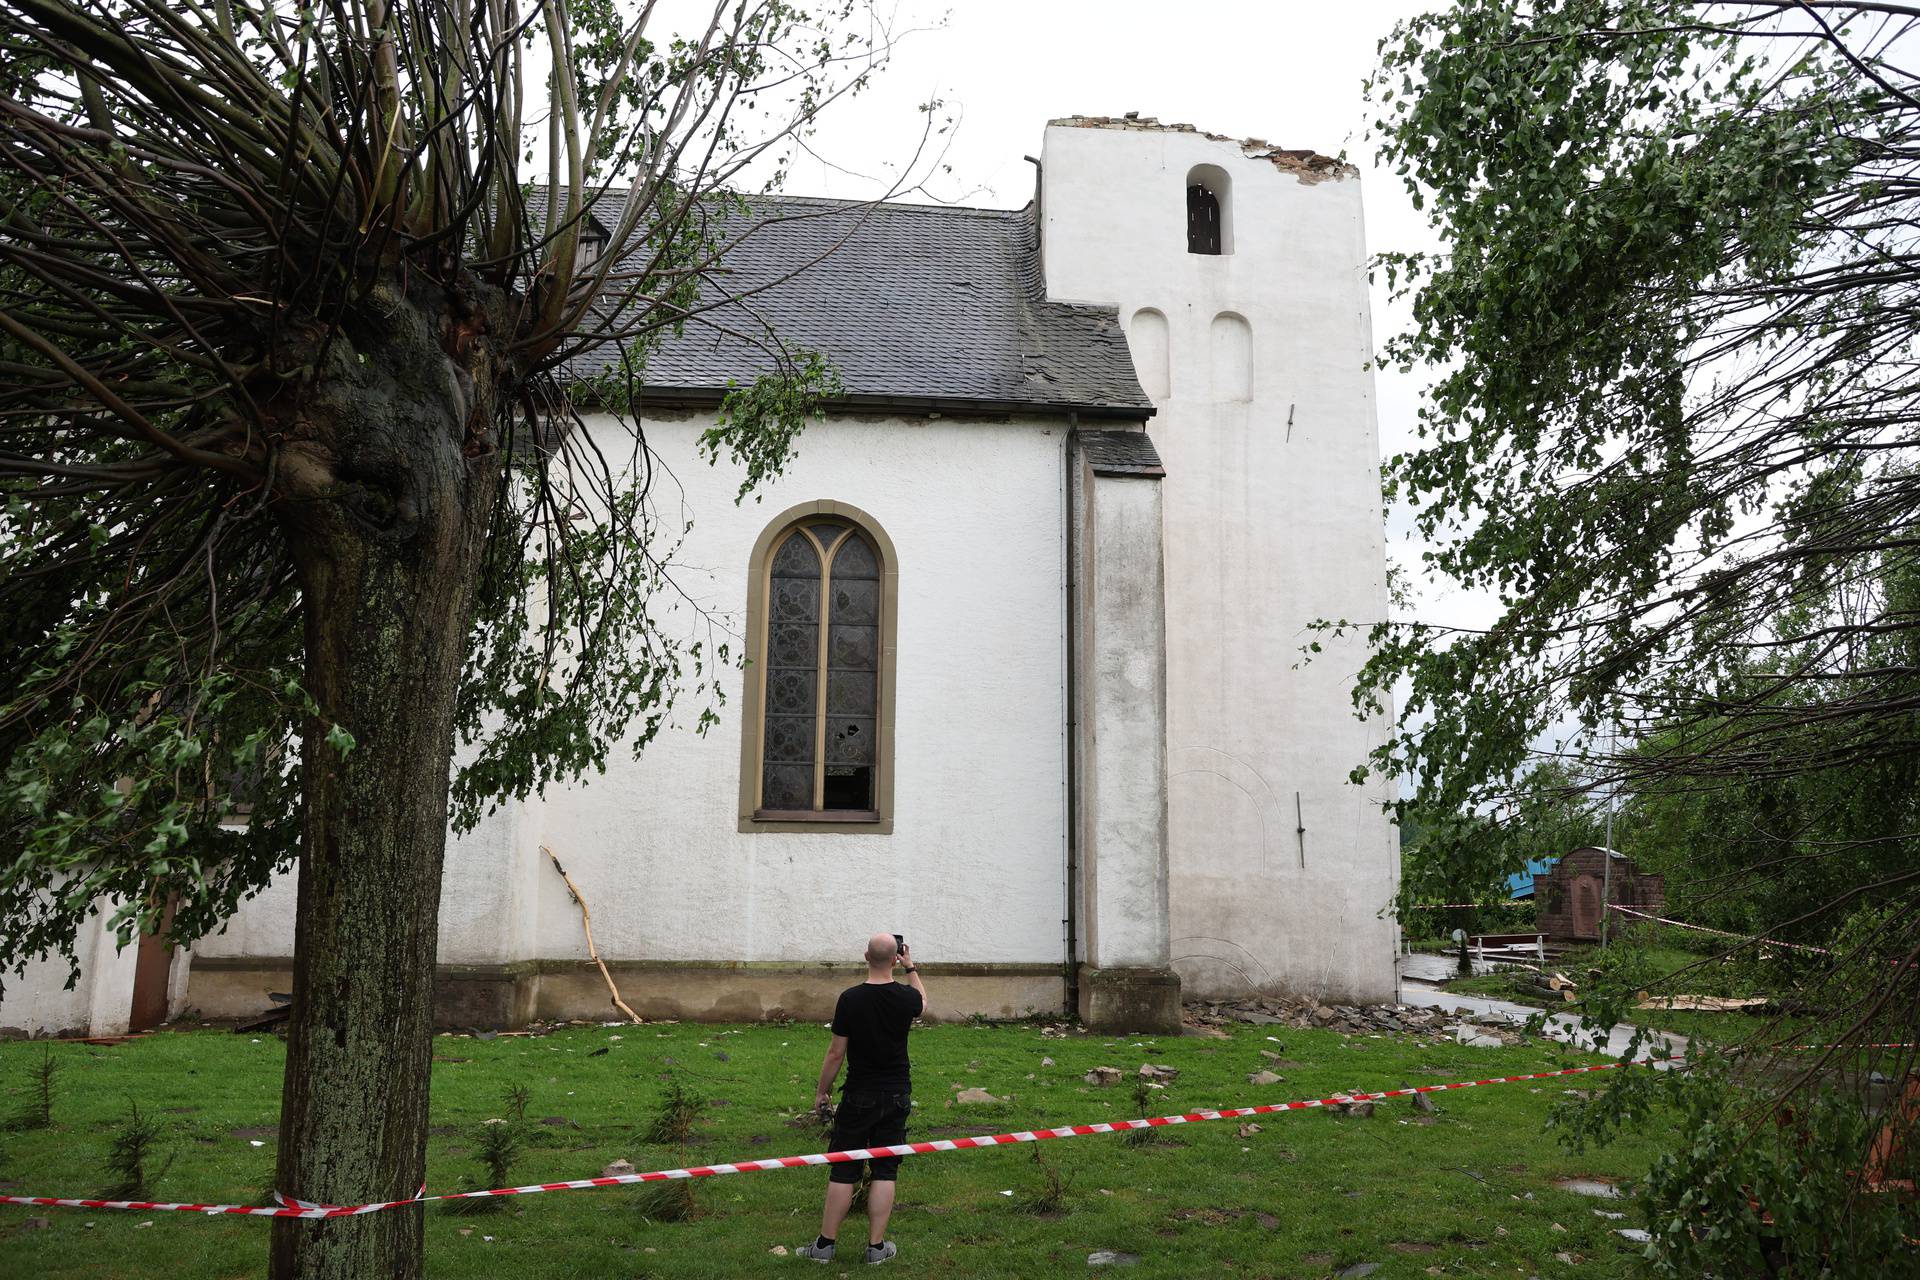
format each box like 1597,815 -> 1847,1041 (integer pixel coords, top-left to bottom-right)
1172,1207 -> 1242,1225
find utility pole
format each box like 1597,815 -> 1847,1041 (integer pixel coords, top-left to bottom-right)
1599,721 -> 1617,949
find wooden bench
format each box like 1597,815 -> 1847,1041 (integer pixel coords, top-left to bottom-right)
1470,932 -> 1546,963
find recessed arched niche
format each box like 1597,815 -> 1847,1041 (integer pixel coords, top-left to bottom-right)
1129,308 -> 1170,401
1210,312 -> 1251,402
1185,164 -> 1233,255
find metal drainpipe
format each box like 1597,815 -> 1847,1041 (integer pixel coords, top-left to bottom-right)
1025,155 -> 1044,263
1034,150 -> 1077,1018
1061,415 -> 1081,1020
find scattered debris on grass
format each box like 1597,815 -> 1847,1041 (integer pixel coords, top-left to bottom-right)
1185,997 -> 1520,1046
1553,1175 -> 1625,1199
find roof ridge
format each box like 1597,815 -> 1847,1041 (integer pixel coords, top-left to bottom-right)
539,187 -> 1035,218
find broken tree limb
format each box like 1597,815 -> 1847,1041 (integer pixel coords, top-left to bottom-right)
542,845 -> 642,1024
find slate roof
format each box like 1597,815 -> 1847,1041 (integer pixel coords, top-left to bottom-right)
1079,430 -> 1166,477
560,194 -> 1152,419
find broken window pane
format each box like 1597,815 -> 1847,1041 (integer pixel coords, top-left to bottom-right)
823,765 -> 872,811
826,717 -> 876,766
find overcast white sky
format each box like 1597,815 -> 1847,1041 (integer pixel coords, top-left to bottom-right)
752,0 -> 1475,630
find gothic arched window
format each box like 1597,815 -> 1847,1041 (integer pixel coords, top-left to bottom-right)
740,504 -> 897,832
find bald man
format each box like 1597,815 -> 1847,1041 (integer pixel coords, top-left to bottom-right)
796,932 -> 928,1265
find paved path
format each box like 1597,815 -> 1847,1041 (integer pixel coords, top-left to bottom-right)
1400,977 -> 1689,1065
1398,950 -> 1519,982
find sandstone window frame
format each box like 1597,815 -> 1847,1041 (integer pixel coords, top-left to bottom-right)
737,500 -> 898,834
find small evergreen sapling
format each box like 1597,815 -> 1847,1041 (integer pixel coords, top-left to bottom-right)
1018,1143 -> 1073,1216
642,1074 -> 705,1146
633,1073 -> 706,1222
444,1118 -> 522,1214
630,1162 -> 698,1223
102,1101 -> 171,1199
475,1118 -> 520,1189
5,1047 -> 57,1131
1125,1075 -> 1161,1147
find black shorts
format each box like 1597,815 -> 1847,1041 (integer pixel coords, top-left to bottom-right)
827,1089 -> 912,1184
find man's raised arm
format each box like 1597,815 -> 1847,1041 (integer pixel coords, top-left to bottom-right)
901,946 -> 928,1018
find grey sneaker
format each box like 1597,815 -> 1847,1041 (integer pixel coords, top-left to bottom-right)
865,1241 -> 897,1265
795,1239 -> 835,1263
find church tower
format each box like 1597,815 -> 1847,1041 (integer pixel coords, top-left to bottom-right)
1042,116 -> 1400,1003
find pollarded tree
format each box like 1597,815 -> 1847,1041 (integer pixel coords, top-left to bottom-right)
0,1 -> 902,1275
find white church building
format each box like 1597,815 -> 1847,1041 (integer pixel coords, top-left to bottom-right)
2,116 -> 1399,1038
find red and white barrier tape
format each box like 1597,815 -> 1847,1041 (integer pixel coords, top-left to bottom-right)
1605,904 -> 1829,955
0,1062 -> 1632,1221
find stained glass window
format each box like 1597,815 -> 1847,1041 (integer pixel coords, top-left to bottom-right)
760,530 -> 820,811
756,521 -> 885,816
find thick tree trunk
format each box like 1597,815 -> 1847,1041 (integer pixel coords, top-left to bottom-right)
266,282 -> 505,1280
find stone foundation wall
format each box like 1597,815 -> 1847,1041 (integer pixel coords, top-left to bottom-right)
185,958 -> 1066,1029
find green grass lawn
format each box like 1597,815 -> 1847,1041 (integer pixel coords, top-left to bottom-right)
0,1020 -> 1673,1278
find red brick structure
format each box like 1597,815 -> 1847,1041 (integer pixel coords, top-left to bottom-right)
1535,846 -> 1666,944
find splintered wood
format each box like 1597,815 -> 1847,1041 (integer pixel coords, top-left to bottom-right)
542,845 -> 642,1024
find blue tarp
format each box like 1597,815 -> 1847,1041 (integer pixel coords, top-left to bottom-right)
1505,858 -> 1558,900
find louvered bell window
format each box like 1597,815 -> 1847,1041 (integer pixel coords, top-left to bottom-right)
1187,183 -> 1221,255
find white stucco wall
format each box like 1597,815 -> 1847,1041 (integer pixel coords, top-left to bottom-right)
1077,467 -> 1171,970
1042,120 -> 1400,1002
0,898 -> 142,1037
198,413 -> 1074,982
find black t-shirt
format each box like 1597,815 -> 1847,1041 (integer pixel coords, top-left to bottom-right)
831,981 -> 921,1094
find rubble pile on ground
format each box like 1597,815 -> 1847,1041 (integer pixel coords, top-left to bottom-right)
1183,998 -> 1524,1046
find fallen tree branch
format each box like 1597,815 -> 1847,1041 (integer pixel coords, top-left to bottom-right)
542,845 -> 642,1024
